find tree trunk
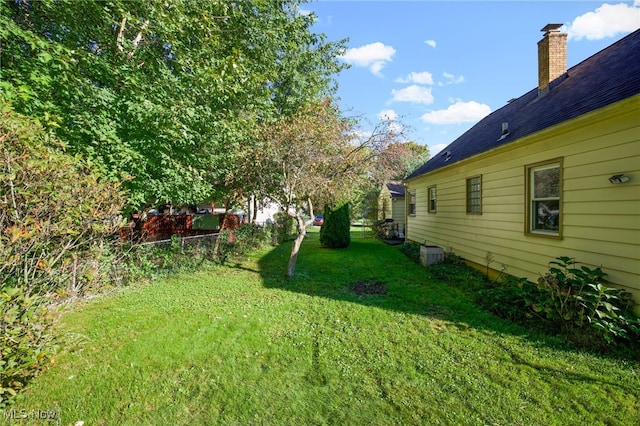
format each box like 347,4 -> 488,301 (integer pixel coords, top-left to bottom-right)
253,196 -> 258,223
287,214 -> 307,277
307,197 -> 314,221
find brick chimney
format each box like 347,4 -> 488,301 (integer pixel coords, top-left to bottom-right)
537,24 -> 567,95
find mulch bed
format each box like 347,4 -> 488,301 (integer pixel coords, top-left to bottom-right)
349,280 -> 388,296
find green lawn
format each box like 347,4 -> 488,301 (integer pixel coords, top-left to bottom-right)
7,229 -> 640,425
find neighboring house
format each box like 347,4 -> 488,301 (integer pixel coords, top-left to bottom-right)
404,25 -> 640,307
378,181 -> 406,236
251,200 -> 281,224
378,181 -> 407,232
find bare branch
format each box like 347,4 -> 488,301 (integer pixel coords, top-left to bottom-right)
116,14 -> 128,53
127,19 -> 150,60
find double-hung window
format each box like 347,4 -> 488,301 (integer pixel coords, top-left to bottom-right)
428,186 -> 437,213
409,190 -> 416,216
526,158 -> 562,237
466,175 -> 482,214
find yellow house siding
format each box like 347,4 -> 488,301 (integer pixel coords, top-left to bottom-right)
391,198 -> 406,231
406,95 -> 640,303
377,184 -> 406,232
377,185 -> 392,221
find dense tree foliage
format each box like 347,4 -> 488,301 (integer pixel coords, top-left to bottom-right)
0,0 -> 346,211
347,123 -> 426,221
375,141 -> 430,183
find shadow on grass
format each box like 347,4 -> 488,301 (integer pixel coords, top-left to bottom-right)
255,231 -> 530,336
252,230 -> 640,363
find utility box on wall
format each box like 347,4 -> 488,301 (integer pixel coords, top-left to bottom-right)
420,245 -> 444,266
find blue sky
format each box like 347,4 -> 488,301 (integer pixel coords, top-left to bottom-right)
303,1 -> 640,155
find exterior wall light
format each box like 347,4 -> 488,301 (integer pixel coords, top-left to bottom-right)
609,174 -> 630,184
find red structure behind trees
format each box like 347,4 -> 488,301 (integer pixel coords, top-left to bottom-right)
121,213 -> 245,242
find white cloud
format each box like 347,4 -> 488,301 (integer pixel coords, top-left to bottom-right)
378,109 -> 403,133
349,129 -> 372,146
425,40 -> 437,48
370,61 -> 386,76
390,85 -> 435,104
378,109 -> 402,132
420,100 -> 491,125
396,71 -> 434,85
428,143 -> 448,157
378,109 -> 398,121
340,42 -> 396,76
439,72 -> 465,86
565,2 -> 640,40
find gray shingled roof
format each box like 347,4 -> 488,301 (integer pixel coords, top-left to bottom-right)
406,29 -> 640,181
385,181 -> 405,198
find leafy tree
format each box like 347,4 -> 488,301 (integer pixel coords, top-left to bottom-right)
320,203 -> 351,248
0,1 -> 350,403
0,0 -> 347,211
374,141 -> 430,183
344,118 -> 420,221
253,101 -> 405,277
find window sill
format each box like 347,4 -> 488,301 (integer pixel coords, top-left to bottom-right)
526,230 -> 562,240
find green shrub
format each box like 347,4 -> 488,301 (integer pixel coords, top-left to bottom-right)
481,256 -> 640,349
530,257 -> 639,344
0,287 -> 59,408
217,224 -> 272,261
477,275 -> 531,323
399,242 -> 421,264
274,212 -> 295,243
404,249 -> 640,352
0,108 -> 126,296
233,223 -> 272,254
118,225 -> 272,278
428,254 -> 486,292
119,234 -> 218,278
319,203 -> 351,248
0,107 -> 125,406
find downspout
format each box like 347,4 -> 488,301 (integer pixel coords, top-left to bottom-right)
403,181 -> 409,244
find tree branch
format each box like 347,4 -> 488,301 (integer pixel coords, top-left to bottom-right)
116,14 -> 128,53
127,19 -> 149,60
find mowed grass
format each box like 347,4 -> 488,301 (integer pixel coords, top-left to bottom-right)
8,229 -> 640,425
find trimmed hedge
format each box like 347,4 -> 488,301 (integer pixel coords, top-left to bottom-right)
320,203 -> 351,248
